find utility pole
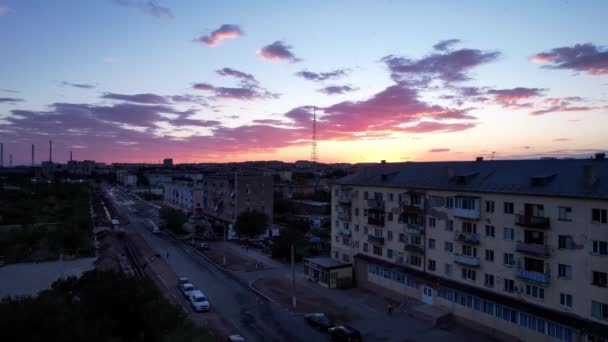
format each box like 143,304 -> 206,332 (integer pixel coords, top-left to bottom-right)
291,244 -> 296,308
31,144 -> 34,167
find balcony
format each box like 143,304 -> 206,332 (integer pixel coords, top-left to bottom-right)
337,211 -> 351,221
453,207 -> 481,220
516,268 -> 550,284
367,198 -> 385,210
338,228 -> 351,237
406,224 -> 425,235
456,231 -> 480,245
516,241 -> 550,257
368,235 -> 384,245
454,254 -> 481,267
515,214 -> 550,229
405,243 -> 424,254
368,216 -> 385,227
337,192 -> 353,204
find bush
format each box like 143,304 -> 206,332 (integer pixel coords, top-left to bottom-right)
233,210 -> 268,239
159,207 -> 188,234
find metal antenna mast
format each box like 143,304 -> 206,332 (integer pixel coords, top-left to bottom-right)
311,106 -> 318,163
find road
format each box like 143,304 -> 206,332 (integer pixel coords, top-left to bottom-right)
106,185 -> 325,342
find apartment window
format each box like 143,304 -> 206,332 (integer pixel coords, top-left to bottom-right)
409,255 -> 421,267
445,263 -> 453,276
363,209 -> 368,217
372,245 -> 382,256
335,220 -> 340,229
462,222 -> 477,234
342,254 -> 350,263
354,241 -> 359,248
411,235 -> 422,246
462,245 -> 477,257
485,200 -> 495,213
504,202 -> 514,214
558,206 -> 573,221
387,248 -> 393,259
428,259 -> 436,271
485,225 -> 495,238
592,208 -> 607,224
593,240 -> 608,255
388,193 -> 394,201
485,249 -> 495,262
503,227 -> 515,241
427,217 -> 436,228
526,285 -> 545,300
355,208 -> 359,216
388,212 -> 393,222
446,197 -> 454,208
363,191 -> 369,200
558,235 -> 574,249
591,301 -> 608,320
558,264 -> 572,279
461,268 -> 476,281
592,271 -> 608,287
428,238 -> 436,249
335,235 -> 340,242
374,228 -> 382,237
354,224 -> 359,232
504,279 -> 515,293
334,251 -> 339,259
560,293 -> 573,309
386,230 -> 393,241
399,233 -> 406,243
444,241 -> 453,253
363,226 -> 368,234
363,243 -> 368,252
446,220 -> 454,232
484,274 -> 495,287
503,253 -> 515,266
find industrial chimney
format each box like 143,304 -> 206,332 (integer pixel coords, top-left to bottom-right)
31,144 -> 34,167
49,140 -> 53,163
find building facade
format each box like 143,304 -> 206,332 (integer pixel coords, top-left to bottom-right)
163,181 -> 202,214
331,158 -> 608,342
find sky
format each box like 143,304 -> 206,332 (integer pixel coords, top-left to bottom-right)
0,0 -> 607,165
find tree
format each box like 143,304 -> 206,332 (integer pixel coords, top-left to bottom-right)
159,207 -> 188,234
233,210 -> 268,239
271,219 -> 311,261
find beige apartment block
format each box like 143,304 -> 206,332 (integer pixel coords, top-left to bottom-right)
331,157 -> 608,342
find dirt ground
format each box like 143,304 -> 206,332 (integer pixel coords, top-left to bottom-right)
202,243 -> 268,272
251,274 -> 361,323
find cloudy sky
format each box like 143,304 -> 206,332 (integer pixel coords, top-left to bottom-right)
1,0 -> 607,164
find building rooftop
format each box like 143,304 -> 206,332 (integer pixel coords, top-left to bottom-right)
290,199 -> 330,206
336,157 -> 608,200
304,257 -> 351,269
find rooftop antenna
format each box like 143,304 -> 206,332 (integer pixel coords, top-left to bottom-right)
491,152 -> 496,161
31,144 -> 35,167
49,140 -> 53,163
70,151 -> 73,162
311,106 -> 318,163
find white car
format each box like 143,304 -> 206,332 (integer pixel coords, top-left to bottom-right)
180,282 -> 196,298
188,290 -> 210,312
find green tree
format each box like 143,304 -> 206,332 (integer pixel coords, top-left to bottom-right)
159,206 -> 188,234
233,210 -> 268,239
271,219 -> 310,261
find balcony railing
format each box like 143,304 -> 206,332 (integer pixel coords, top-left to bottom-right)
456,231 -> 480,245
454,254 -> 481,267
405,244 -> 424,254
516,241 -> 550,257
337,211 -> 351,221
338,193 -> 353,204
516,268 -> 550,284
367,235 -> 384,245
453,207 -> 481,220
406,224 -> 425,235
515,214 -> 550,229
338,228 -> 351,237
368,216 -> 385,227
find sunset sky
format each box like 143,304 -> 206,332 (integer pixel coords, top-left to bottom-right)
1,0 -> 607,164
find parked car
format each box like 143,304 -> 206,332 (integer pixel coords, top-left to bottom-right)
178,277 -> 190,286
304,313 -> 334,330
180,282 -> 196,298
188,290 -> 210,312
227,335 -> 246,342
328,325 -> 362,342
197,242 -> 209,251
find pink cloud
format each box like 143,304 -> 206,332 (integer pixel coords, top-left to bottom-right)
429,148 -> 450,152
530,43 -> 608,75
197,24 -> 243,47
257,41 -> 301,63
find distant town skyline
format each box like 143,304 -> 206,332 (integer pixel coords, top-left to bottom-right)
1,0 -> 607,164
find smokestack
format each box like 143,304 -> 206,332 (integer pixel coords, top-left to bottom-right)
70,151 -> 73,162
32,144 -> 34,167
49,140 -> 53,163
0,143 -> 3,168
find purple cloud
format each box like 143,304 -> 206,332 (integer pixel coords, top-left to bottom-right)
112,0 -> 172,19
102,92 -> 169,104
0,97 -> 23,104
0,5 -> 14,15
198,24 -> 243,47
62,81 -> 95,89
0,89 -> 19,93
530,97 -> 594,116
433,39 -> 461,51
296,69 -> 348,82
216,68 -> 257,84
257,41 -> 301,63
319,85 -> 357,95
193,83 -> 277,101
531,43 -> 608,75
429,148 -> 450,152
486,87 -> 545,107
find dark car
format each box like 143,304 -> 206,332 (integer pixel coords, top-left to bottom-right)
328,325 -> 362,342
304,313 -> 334,330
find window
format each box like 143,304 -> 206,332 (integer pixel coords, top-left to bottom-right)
558,264 -> 572,279
428,238 -> 436,249
355,224 -> 359,232
444,241 -> 453,253
363,191 -> 369,200
372,245 -> 382,256
446,220 -> 454,232
592,271 -> 608,287
354,241 -> 359,248
445,263 -> 453,276
399,233 -> 406,243
387,230 -> 393,241
334,251 -> 339,258
503,227 -> 514,241
335,235 -> 339,242
387,248 -> 393,259
388,193 -> 394,201
591,301 -> 608,320
526,285 -> 545,300
485,249 -> 495,262
409,255 -> 421,266
446,197 -> 454,208
363,209 -> 368,217
388,212 -> 393,222
503,253 -> 515,266
504,202 -> 514,214
558,235 -> 574,249
461,268 -> 476,281
592,208 -> 607,224
485,200 -> 495,213
560,293 -> 573,308
428,259 -> 436,271
342,254 -> 350,263
363,243 -> 368,252
593,240 -> 608,255
462,222 -> 477,234
558,206 -> 573,221
485,225 -> 495,238
484,274 -> 495,287
363,226 -> 368,234
455,197 -> 477,210
504,278 -> 515,292
355,208 -> 359,216
462,245 -> 477,257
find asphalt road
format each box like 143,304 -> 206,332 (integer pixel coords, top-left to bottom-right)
106,185 -> 325,342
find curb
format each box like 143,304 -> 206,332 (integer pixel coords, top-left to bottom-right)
248,278 -> 307,315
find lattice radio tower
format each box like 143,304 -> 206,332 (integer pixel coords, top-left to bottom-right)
311,106 -> 318,163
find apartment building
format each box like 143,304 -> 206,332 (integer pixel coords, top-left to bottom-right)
201,174 -> 274,239
163,181 -> 202,214
331,157 -> 608,342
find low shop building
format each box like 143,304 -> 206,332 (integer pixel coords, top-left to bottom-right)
303,257 -> 352,289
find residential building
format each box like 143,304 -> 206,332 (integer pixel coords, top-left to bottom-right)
163,181 -> 202,214
145,173 -> 173,186
331,156 -> 608,342
163,158 -> 173,168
